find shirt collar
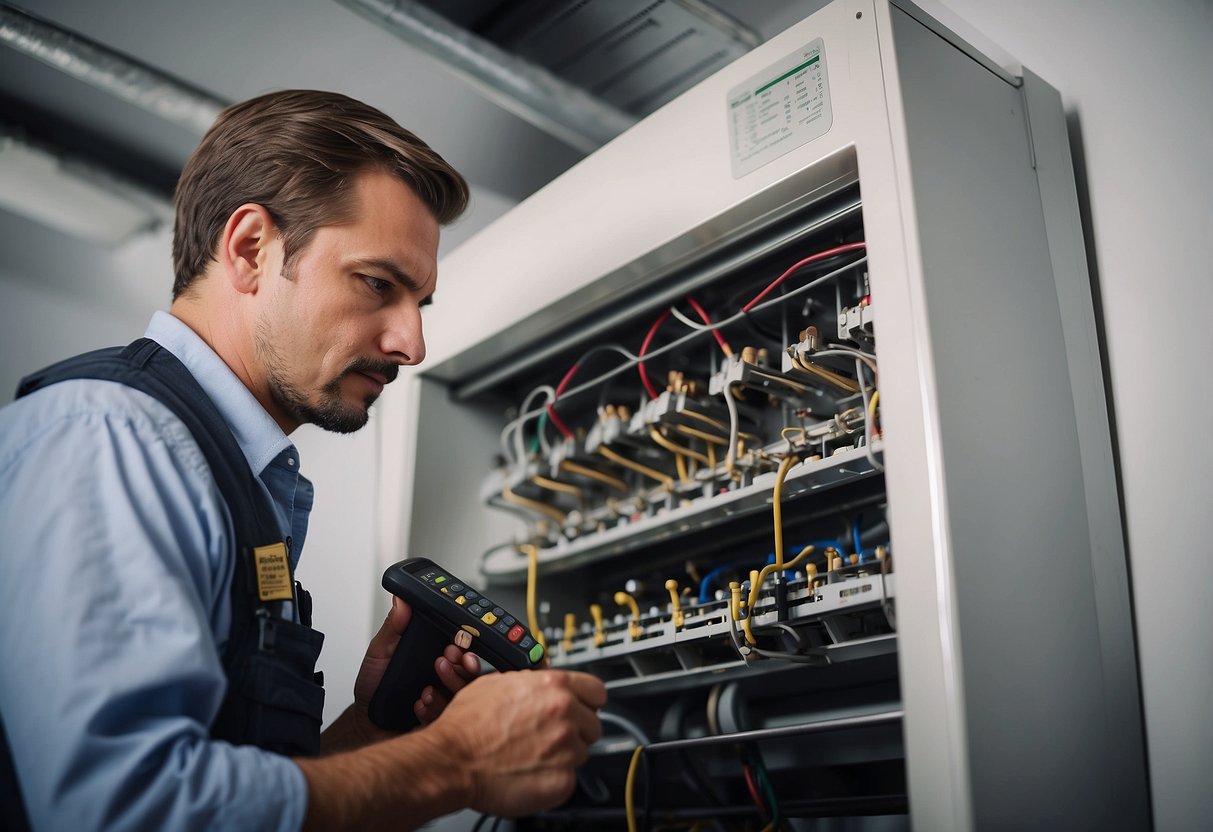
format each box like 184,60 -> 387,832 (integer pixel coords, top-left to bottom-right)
145,311 -> 295,476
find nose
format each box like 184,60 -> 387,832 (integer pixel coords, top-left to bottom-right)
381,300 -> 426,366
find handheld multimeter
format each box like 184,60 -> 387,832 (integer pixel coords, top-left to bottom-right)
368,557 -> 545,731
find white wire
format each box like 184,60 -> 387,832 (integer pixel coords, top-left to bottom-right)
855,359 -> 884,472
507,256 -> 869,428
499,384 -> 556,468
815,347 -> 878,376
723,382 -> 740,479
669,305 -> 711,331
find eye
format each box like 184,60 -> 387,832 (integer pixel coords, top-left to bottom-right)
359,274 -> 392,295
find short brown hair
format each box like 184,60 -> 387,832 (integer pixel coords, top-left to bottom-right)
171,89 -> 468,299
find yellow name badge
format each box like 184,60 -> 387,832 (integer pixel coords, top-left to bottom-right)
253,542 -> 294,602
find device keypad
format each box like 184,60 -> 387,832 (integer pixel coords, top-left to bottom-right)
417,566 -> 542,664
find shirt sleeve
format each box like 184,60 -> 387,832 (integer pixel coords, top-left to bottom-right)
0,381 -> 308,832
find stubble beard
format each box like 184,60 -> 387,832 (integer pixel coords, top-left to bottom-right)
255,319 -> 387,434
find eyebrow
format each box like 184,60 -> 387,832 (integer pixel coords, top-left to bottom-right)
352,257 -> 434,303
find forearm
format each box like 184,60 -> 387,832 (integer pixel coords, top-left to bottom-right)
319,702 -> 378,754
296,725 -> 471,831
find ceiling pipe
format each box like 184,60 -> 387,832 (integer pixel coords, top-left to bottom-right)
334,0 -> 637,155
0,3 -> 226,136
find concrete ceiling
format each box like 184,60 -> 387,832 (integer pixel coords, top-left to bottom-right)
0,0 -> 828,205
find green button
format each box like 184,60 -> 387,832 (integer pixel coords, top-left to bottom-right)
434,575 -> 446,584
528,643 -> 545,664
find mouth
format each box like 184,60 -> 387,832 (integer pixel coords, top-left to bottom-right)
353,370 -> 386,394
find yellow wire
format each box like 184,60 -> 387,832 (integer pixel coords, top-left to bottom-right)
707,441 -> 716,472
679,409 -> 729,433
520,543 -> 546,649
598,446 -> 675,489
772,455 -> 800,570
790,354 -> 860,394
649,427 -> 711,467
664,579 -> 684,629
780,426 -> 807,445
590,603 -> 605,647
742,571 -> 758,646
501,484 -> 566,525
558,460 -> 628,493
744,545 -> 816,645
739,457 -> 800,646
675,453 -> 689,484
868,389 -> 881,438
562,613 -> 576,651
615,591 -> 643,640
531,474 -> 581,497
672,424 -> 730,446
625,744 -> 645,832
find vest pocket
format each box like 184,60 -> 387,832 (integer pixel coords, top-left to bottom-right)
231,619 -> 326,756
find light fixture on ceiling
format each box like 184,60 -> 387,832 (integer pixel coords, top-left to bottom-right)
0,128 -> 171,245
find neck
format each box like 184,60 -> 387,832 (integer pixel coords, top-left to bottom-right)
169,292 -> 299,434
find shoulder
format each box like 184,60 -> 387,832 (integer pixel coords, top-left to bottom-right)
0,378 -> 235,628
0,377 -> 209,480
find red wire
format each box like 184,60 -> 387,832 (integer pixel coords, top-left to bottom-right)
741,242 -> 867,312
546,363 -> 579,440
685,296 -> 732,357
638,309 -> 671,400
742,764 -> 770,822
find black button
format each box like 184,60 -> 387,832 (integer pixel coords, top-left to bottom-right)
477,598 -> 492,608
502,615 -> 516,627
448,583 -> 465,593
464,590 -> 480,602
494,621 -> 510,634
467,604 -> 483,617
519,635 -> 535,650
492,607 -> 505,618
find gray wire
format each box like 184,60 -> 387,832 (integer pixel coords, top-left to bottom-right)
599,710 -> 652,746
855,359 -> 884,472
508,257 -> 869,425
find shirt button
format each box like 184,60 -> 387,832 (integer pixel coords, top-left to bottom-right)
287,458 -> 295,466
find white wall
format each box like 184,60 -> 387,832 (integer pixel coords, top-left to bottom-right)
916,2 -> 1213,829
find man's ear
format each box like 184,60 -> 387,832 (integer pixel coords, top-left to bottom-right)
219,204 -> 276,295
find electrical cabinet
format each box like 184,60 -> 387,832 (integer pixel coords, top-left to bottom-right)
377,1 -> 1148,828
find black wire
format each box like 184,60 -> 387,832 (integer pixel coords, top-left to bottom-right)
488,815 -> 503,832
470,814 -> 491,832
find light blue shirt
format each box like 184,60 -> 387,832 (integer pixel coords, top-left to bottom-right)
0,312 -> 312,831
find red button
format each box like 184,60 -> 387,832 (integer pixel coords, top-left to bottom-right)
507,625 -> 525,643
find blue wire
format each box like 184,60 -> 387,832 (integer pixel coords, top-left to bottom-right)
852,515 -> 863,557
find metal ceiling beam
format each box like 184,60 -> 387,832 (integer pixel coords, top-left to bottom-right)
334,0 -> 637,155
0,3 -> 226,136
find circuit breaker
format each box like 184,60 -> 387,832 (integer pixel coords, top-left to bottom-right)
380,1 -> 1148,828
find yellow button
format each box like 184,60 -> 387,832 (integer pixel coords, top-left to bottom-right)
440,587 -> 449,594
480,611 -> 498,625
455,595 -> 467,605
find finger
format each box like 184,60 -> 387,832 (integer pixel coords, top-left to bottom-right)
568,700 -> 603,746
365,596 -> 413,662
435,655 -> 472,693
440,644 -> 480,681
414,685 -> 452,726
562,671 -> 608,709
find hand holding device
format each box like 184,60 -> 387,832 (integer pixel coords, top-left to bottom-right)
368,557 -> 545,731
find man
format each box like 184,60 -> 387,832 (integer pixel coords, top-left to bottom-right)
0,90 -> 605,830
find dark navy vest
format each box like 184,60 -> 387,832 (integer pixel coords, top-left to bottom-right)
2,338 -> 326,830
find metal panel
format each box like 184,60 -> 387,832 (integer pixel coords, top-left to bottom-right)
883,5 -> 1146,828
390,1 -> 1148,827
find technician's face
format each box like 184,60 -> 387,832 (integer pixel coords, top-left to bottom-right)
256,168 -> 439,434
